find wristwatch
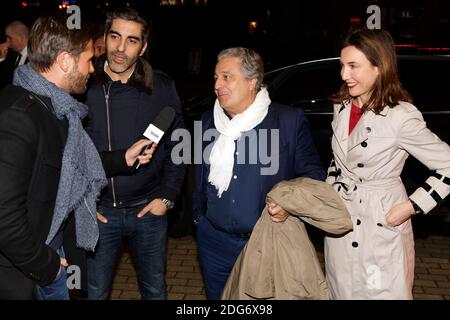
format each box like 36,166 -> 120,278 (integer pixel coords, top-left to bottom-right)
410,199 -> 423,215
161,198 -> 175,210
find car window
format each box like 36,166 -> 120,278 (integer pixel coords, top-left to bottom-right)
398,58 -> 450,112
268,61 -> 342,108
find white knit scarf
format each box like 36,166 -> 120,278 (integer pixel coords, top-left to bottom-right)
208,88 -> 271,197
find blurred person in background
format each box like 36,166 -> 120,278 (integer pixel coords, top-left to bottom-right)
0,21 -> 29,89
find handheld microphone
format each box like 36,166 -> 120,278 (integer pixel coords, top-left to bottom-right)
132,106 -> 176,171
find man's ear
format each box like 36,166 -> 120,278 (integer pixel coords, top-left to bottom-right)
249,78 -> 257,91
56,51 -> 72,73
139,42 -> 148,57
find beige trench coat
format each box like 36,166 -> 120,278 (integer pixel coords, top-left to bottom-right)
325,100 -> 450,299
221,177 -> 352,300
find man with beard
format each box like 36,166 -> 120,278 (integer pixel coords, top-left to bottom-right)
0,15 -> 156,300
84,8 -> 185,300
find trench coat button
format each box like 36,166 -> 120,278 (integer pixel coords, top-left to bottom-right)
366,127 -> 372,133
356,219 -> 361,225
357,163 -> 364,168
352,241 -> 359,248
359,199 -> 362,203
359,178 -> 363,182
361,141 -> 368,148
377,223 -> 383,227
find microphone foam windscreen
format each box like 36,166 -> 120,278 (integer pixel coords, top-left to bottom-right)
153,106 -> 176,132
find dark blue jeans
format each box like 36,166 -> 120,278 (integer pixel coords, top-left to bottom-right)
87,204 -> 167,300
36,248 -> 70,300
196,217 -> 248,300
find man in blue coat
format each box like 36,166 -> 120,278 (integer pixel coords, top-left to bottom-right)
192,47 -> 325,299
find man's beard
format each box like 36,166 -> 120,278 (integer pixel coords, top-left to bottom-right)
107,51 -> 137,74
66,67 -> 89,95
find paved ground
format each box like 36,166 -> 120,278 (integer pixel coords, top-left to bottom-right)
107,209 -> 450,300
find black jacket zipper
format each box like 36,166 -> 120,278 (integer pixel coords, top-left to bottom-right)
103,82 -> 118,207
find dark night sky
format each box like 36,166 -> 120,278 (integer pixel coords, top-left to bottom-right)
2,1 -> 449,57
1,0 -> 449,99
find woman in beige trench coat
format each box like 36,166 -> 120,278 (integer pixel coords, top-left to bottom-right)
324,29 -> 450,299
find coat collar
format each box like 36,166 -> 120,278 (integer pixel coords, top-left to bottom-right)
332,100 -> 351,159
333,100 -> 387,158
347,111 -> 371,152
92,55 -> 154,95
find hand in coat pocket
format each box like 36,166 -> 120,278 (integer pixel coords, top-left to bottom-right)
385,200 -> 414,227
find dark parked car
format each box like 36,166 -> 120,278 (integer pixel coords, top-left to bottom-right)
168,55 -> 450,237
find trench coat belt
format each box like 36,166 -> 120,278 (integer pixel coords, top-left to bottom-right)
333,176 -> 402,201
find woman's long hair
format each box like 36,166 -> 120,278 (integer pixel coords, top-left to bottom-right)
332,29 -> 412,114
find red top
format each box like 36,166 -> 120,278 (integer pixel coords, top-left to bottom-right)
349,103 -> 363,135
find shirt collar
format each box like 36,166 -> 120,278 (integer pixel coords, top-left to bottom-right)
20,46 -> 27,58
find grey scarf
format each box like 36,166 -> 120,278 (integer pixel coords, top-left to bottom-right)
13,64 -> 107,251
